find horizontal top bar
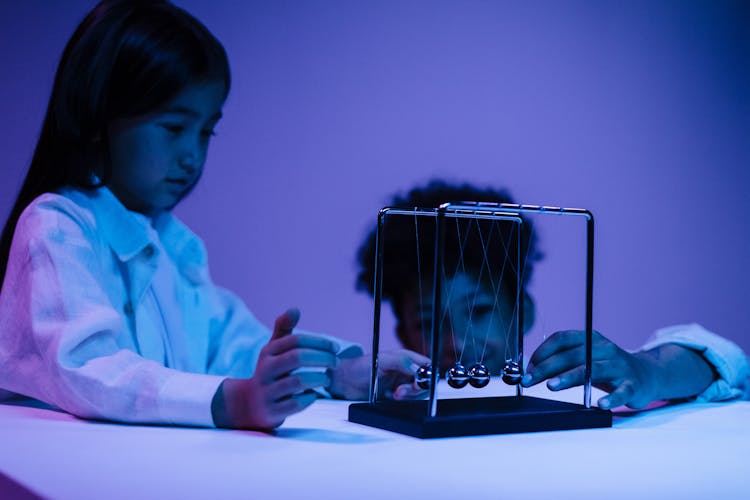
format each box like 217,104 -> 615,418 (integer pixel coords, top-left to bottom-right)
379,202 -> 593,221
448,202 -> 593,219
380,207 -> 522,222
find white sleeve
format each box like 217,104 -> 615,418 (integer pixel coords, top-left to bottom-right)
0,199 -> 223,427
204,287 -> 271,378
641,323 -> 749,402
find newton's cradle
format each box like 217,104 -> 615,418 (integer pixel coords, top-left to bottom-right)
349,201 -> 612,438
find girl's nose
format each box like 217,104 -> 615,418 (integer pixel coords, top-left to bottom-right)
179,157 -> 198,174
179,148 -> 201,174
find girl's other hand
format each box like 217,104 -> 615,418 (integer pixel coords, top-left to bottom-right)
212,308 -> 338,430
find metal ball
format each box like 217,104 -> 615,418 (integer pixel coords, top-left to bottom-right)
415,364 -> 433,390
502,360 -> 523,385
446,363 -> 470,388
468,363 -> 490,388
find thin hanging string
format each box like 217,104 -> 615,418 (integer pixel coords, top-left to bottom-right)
439,216 -> 474,327
502,218 -> 538,363
483,217 -> 523,363
471,218 -> 515,363
484,218 -> 521,364
462,215 -> 491,365
494,218 -> 522,279
413,208 -> 428,355
437,216 -> 474,363
454,216 -> 479,365
440,257 -> 459,362
458,216 -> 533,366
475,219 -> 511,364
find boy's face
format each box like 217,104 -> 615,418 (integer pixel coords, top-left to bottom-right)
395,272 -> 517,374
106,81 -> 226,216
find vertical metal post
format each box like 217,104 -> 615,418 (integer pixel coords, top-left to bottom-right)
428,205 -> 447,418
516,218 -> 524,397
369,209 -> 387,405
583,213 -> 595,408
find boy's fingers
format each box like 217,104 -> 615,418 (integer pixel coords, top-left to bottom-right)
599,380 -> 635,409
271,308 -> 301,340
523,344 -> 585,387
546,365 -> 585,391
529,330 -> 585,367
377,350 -> 429,375
393,382 -> 427,400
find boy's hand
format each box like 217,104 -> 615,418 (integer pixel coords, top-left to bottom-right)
327,349 -> 430,401
521,330 -> 660,409
212,308 -> 339,430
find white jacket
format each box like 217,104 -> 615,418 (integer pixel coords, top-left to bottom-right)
0,186 -> 355,426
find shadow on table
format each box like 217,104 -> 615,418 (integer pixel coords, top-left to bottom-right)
275,427 -> 386,444
612,400 -> 723,429
0,470 -> 44,500
1,395 -> 63,412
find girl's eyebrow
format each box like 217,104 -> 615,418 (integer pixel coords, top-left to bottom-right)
161,105 -> 222,120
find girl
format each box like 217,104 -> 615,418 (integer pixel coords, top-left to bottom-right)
0,0 -> 426,430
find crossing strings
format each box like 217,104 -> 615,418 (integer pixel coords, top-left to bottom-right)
410,208 -> 536,390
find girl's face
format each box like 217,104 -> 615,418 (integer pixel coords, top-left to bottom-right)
107,81 -> 226,216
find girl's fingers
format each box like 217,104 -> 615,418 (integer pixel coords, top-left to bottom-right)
270,308 -> 301,340
268,349 -> 338,379
265,333 -> 339,356
274,391 -> 318,417
268,371 -> 330,400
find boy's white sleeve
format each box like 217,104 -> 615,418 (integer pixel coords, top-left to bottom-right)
0,200 -> 223,427
641,323 -> 749,401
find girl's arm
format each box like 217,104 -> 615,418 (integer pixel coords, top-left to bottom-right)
0,196 -> 224,426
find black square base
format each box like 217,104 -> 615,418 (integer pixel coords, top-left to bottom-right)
348,395 -> 612,438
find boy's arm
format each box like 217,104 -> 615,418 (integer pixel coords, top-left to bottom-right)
522,324 -> 748,409
640,323 -> 749,402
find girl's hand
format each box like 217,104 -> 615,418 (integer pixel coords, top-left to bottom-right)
521,330 -> 661,409
212,308 -> 339,430
327,349 -> 430,401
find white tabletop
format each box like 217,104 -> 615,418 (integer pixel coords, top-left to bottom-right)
0,384 -> 747,500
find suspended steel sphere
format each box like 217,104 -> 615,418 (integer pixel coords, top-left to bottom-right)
502,360 -> 523,385
446,363 -> 470,388
468,363 -> 490,388
415,364 -> 433,390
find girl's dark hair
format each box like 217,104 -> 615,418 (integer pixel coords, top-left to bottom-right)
0,0 -> 230,287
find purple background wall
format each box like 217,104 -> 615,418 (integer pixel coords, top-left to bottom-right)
1,1 -> 748,355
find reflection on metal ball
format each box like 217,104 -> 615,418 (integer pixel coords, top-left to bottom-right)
468,363 -> 490,388
415,364 -> 433,390
446,363 -> 470,388
502,360 -> 523,385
